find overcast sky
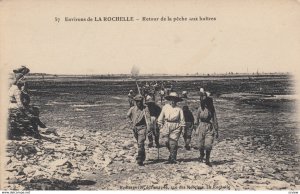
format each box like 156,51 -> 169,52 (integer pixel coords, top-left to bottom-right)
1,0 -> 300,75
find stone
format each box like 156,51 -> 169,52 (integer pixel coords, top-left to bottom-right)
45,128 -> 59,136
40,127 -> 59,136
118,150 -> 126,156
92,155 -> 103,164
36,151 -> 44,156
263,167 -> 276,174
80,166 -> 89,171
23,167 -> 36,175
256,178 -> 273,185
77,145 -> 87,152
6,152 -> 14,157
43,134 -> 61,142
70,171 -> 81,180
50,159 -> 73,168
122,140 -> 134,149
56,169 -> 72,176
75,133 -> 85,139
19,145 -> 38,156
150,178 -> 158,184
103,156 -> 112,167
6,165 -> 16,172
114,157 -> 122,161
217,167 -> 231,174
267,180 -> 290,190
181,175 -> 190,179
31,170 -> 47,179
110,153 -> 117,159
283,171 -> 295,179
236,179 -> 248,184
16,166 -> 25,175
95,147 -> 103,153
44,144 -> 56,149
205,175 -> 231,189
244,166 -> 251,172
198,167 -> 210,175
8,178 -> 22,184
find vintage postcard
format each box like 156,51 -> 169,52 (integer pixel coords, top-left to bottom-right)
0,0 -> 299,191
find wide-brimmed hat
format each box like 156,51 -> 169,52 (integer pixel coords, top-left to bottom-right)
13,66 -> 30,75
165,92 -> 183,102
133,94 -> 144,101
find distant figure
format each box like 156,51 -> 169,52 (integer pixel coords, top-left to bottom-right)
166,85 -> 174,95
195,90 -> 219,166
127,95 -> 151,166
128,90 -> 135,107
182,91 -> 188,98
153,82 -> 159,91
199,88 -> 211,99
159,88 -> 165,104
182,105 -> 194,150
142,84 -> 150,99
145,95 -> 161,148
149,83 -> 156,101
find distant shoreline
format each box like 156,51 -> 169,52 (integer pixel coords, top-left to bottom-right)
24,73 -> 291,80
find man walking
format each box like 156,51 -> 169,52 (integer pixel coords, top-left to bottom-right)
158,92 -> 185,164
195,89 -> 219,166
127,95 -> 151,166
145,95 -> 161,148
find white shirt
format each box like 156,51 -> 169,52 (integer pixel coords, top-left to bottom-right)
8,85 -> 23,109
157,104 -> 185,127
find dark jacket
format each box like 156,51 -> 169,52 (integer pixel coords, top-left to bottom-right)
146,102 -> 161,118
183,109 -> 194,123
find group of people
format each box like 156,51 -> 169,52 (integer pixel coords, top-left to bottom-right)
128,81 -> 179,106
8,66 -> 46,139
127,87 -> 219,166
8,68 -> 218,167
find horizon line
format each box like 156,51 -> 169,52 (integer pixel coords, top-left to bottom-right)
26,72 -> 290,76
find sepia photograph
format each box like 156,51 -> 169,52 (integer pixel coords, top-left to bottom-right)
0,0 -> 299,191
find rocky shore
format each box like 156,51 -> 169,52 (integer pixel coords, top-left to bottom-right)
4,121 -> 300,190
3,89 -> 300,190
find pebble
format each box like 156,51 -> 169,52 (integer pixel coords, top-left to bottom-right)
283,171 -> 295,179
77,145 -> 87,152
51,159 -> 71,167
